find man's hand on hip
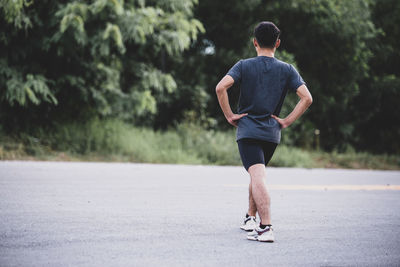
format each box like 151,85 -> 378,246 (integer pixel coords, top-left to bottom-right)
271,85 -> 312,129
227,113 -> 248,127
271,115 -> 289,129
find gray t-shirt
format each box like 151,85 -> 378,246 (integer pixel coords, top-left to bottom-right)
227,56 -> 305,144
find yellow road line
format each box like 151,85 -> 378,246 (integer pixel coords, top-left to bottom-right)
223,184 -> 400,191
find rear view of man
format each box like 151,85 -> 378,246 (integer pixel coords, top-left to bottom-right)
216,22 -> 312,242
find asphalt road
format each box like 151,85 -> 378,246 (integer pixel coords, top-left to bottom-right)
1,161 -> 399,267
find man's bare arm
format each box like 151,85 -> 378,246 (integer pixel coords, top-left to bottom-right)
271,84 -> 312,128
215,75 -> 247,127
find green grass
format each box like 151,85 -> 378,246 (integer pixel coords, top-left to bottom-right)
0,119 -> 399,170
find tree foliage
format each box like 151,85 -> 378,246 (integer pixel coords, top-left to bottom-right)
350,0 -> 400,153
0,0 -> 204,129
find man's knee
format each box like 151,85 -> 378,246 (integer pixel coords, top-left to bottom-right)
248,163 -> 266,181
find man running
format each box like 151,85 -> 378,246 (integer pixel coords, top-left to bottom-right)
215,21 -> 312,242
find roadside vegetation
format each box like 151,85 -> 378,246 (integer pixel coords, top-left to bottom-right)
1,120 -> 398,170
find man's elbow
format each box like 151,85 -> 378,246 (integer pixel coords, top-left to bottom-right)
215,84 -> 225,95
302,94 -> 312,107
306,95 -> 313,106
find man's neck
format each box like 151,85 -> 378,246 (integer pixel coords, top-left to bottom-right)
257,48 -> 275,58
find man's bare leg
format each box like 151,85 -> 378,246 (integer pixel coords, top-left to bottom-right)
248,183 -> 257,217
248,163 -> 271,225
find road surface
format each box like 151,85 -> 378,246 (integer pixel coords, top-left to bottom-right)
1,161 -> 399,266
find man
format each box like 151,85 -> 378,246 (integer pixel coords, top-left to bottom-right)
215,21 -> 312,242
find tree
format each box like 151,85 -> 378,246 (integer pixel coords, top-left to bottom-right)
350,0 -> 400,153
0,0 -> 204,130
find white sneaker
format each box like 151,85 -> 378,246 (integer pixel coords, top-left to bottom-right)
247,225 -> 274,242
240,215 -> 257,231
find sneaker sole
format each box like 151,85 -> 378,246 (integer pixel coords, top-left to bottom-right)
247,236 -> 274,242
258,239 -> 274,243
247,236 -> 258,241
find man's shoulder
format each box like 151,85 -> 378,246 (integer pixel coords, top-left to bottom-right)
239,57 -> 292,74
241,57 -> 291,67
240,57 -> 258,63
273,58 -> 294,71
274,58 -> 290,65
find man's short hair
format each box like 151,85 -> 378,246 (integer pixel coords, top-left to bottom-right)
254,21 -> 281,48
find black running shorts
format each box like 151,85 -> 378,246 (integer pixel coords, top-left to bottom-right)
237,138 -> 278,171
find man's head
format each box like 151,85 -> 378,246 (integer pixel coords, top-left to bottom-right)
253,21 -> 281,49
